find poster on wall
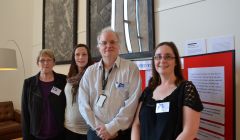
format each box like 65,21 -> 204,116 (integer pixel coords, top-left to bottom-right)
134,60 -> 152,90
188,67 -> 225,105
183,51 -> 235,140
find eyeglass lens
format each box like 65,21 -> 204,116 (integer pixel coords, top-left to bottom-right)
154,54 -> 175,61
99,40 -> 118,46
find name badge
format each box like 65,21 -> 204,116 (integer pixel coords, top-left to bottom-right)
155,102 -> 170,113
115,82 -> 128,90
115,82 -> 125,88
51,86 -> 62,96
96,94 -> 107,107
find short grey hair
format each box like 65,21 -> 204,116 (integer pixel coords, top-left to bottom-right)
37,49 -> 55,63
97,26 -> 120,47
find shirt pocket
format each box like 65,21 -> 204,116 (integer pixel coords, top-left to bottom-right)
115,81 -> 129,100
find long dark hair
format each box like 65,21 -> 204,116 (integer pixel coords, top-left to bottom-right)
68,44 -> 93,77
148,42 -> 184,90
67,44 -> 93,104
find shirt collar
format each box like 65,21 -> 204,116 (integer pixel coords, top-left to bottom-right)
98,56 -> 120,70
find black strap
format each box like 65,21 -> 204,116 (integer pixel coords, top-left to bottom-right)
102,67 -> 113,90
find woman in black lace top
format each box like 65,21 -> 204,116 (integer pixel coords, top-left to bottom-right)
131,42 -> 203,140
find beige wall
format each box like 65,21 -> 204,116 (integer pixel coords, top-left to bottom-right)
0,0 -> 239,139
0,0 -> 34,110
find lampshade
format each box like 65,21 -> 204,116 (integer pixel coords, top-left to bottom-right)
0,48 -> 17,70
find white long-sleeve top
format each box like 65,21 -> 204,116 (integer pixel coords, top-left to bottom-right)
64,82 -> 88,134
78,56 -> 142,136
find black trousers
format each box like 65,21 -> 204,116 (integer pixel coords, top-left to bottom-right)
34,132 -> 65,140
87,128 -> 131,140
64,128 -> 87,140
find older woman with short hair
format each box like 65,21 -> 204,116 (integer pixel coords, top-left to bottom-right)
21,49 -> 67,140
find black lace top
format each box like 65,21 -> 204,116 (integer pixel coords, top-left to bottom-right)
139,81 -> 203,140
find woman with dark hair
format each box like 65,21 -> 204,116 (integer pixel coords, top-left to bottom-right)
131,42 -> 203,140
64,44 -> 93,140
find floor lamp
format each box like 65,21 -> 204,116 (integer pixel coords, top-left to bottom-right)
0,40 -> 25,77
0,48 -> 17,70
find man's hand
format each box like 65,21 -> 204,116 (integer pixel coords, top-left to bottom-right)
96,125 -> 118,140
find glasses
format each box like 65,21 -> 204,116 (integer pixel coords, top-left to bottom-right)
154,54 -> 175,61
39,59 -> 53,64
98,40 -> 118,46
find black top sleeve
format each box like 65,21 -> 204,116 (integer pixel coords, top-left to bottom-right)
183,81 -> 204,112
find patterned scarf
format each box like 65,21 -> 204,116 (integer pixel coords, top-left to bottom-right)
67,71 -> 84,104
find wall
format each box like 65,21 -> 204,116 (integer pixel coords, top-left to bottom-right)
0,0 -> 33,110
0,0 -> 239,139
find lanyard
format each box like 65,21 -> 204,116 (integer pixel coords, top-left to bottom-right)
102,67 -> 113,91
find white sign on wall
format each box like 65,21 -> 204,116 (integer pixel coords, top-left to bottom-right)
188,66 -> 225,104
184,39 -> 206,56
207,35 -> 234,53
